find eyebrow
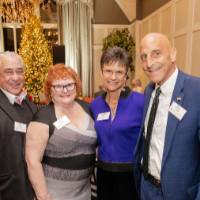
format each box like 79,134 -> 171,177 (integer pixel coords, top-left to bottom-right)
4,67 -> 23,71
53,82 -> 75,85
152,49 -> 161,53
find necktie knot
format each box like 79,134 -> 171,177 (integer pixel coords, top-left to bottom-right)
14,92 -> 26,105
153,87 -> 161,105
15,96 -> 22,105
155,87 -> 161,98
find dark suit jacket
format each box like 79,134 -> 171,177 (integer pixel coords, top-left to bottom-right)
0,91 -> 37,200
134,70 -> 200,200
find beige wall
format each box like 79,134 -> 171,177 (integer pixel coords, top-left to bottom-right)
135,0 -> 200,88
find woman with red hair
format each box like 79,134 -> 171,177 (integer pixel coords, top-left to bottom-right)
25,64 -> 97,200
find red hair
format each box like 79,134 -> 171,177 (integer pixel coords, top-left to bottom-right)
44,63 -> 82,102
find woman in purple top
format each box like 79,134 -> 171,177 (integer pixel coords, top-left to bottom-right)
90,47 -> 144,200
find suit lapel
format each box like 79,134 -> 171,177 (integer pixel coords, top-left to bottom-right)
0,90 -> 21,122
161,71 -> 185,169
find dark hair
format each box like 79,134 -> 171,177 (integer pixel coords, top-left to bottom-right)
100,46 -> 132,72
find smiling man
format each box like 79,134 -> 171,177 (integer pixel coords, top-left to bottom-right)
134,32 -> 200,200
0,51 -> 37,200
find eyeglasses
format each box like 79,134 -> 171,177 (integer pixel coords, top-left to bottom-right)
52,82 -> 76,92
102,69 -> 126,78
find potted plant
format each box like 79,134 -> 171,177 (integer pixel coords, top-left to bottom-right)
102,28 -> 135,71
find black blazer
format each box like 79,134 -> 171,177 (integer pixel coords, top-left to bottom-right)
0,91 -> 37,200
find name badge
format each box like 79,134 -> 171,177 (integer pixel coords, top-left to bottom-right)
14,122 -> 27,133
169,101 -> 187,120
97,112 -> 110,121
53,115 -> 70,129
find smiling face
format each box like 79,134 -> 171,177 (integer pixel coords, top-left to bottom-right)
102,61 -> 127,93
140,33 -> 176,85
44,64 -> 82,104
0,56 -> 24,95
51,78 -> 77,106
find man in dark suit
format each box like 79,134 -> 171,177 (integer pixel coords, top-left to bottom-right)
0,52 -> 37,200
134,32 -> 200,200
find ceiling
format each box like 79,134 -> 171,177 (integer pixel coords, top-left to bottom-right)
115,0 -> 136,22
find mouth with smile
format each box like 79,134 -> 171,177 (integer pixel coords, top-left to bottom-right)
10,82 -> 22,89
145,63 -> 162,75
107,80 -> 119,84
60,93 -> 72,97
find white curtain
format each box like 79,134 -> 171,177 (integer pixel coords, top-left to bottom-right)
0,18 -> 5,52
58,0 -> 93,96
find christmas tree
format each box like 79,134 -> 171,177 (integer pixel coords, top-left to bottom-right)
19,15 -> 53,103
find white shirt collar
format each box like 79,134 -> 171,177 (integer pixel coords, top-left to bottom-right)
1,88 -> 26,104
159,68 -> 178,96
1,88 -> 16,104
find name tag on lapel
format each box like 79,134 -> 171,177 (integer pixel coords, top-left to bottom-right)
169,101 -> 187,120
97,112 -> 110,121
14,122 -> 27,133
53,115 -> 70,129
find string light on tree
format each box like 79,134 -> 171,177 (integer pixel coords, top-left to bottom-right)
19,15 -> 53,103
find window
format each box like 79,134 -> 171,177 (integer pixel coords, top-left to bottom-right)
1,0 -> 59,52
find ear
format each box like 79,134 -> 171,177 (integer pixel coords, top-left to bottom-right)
170,47 -> 177,63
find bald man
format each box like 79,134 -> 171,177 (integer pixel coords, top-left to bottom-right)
134,33 -> 200,200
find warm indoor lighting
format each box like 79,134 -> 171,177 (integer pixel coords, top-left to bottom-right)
0,0 -> 35,23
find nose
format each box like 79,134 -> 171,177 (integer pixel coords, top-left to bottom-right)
12,72 -> 20,80
110,72 -> 117,79
63,87 -> 68,92
146,55 -> 154,68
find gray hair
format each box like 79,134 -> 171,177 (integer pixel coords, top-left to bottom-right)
0,51 -> 24,68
